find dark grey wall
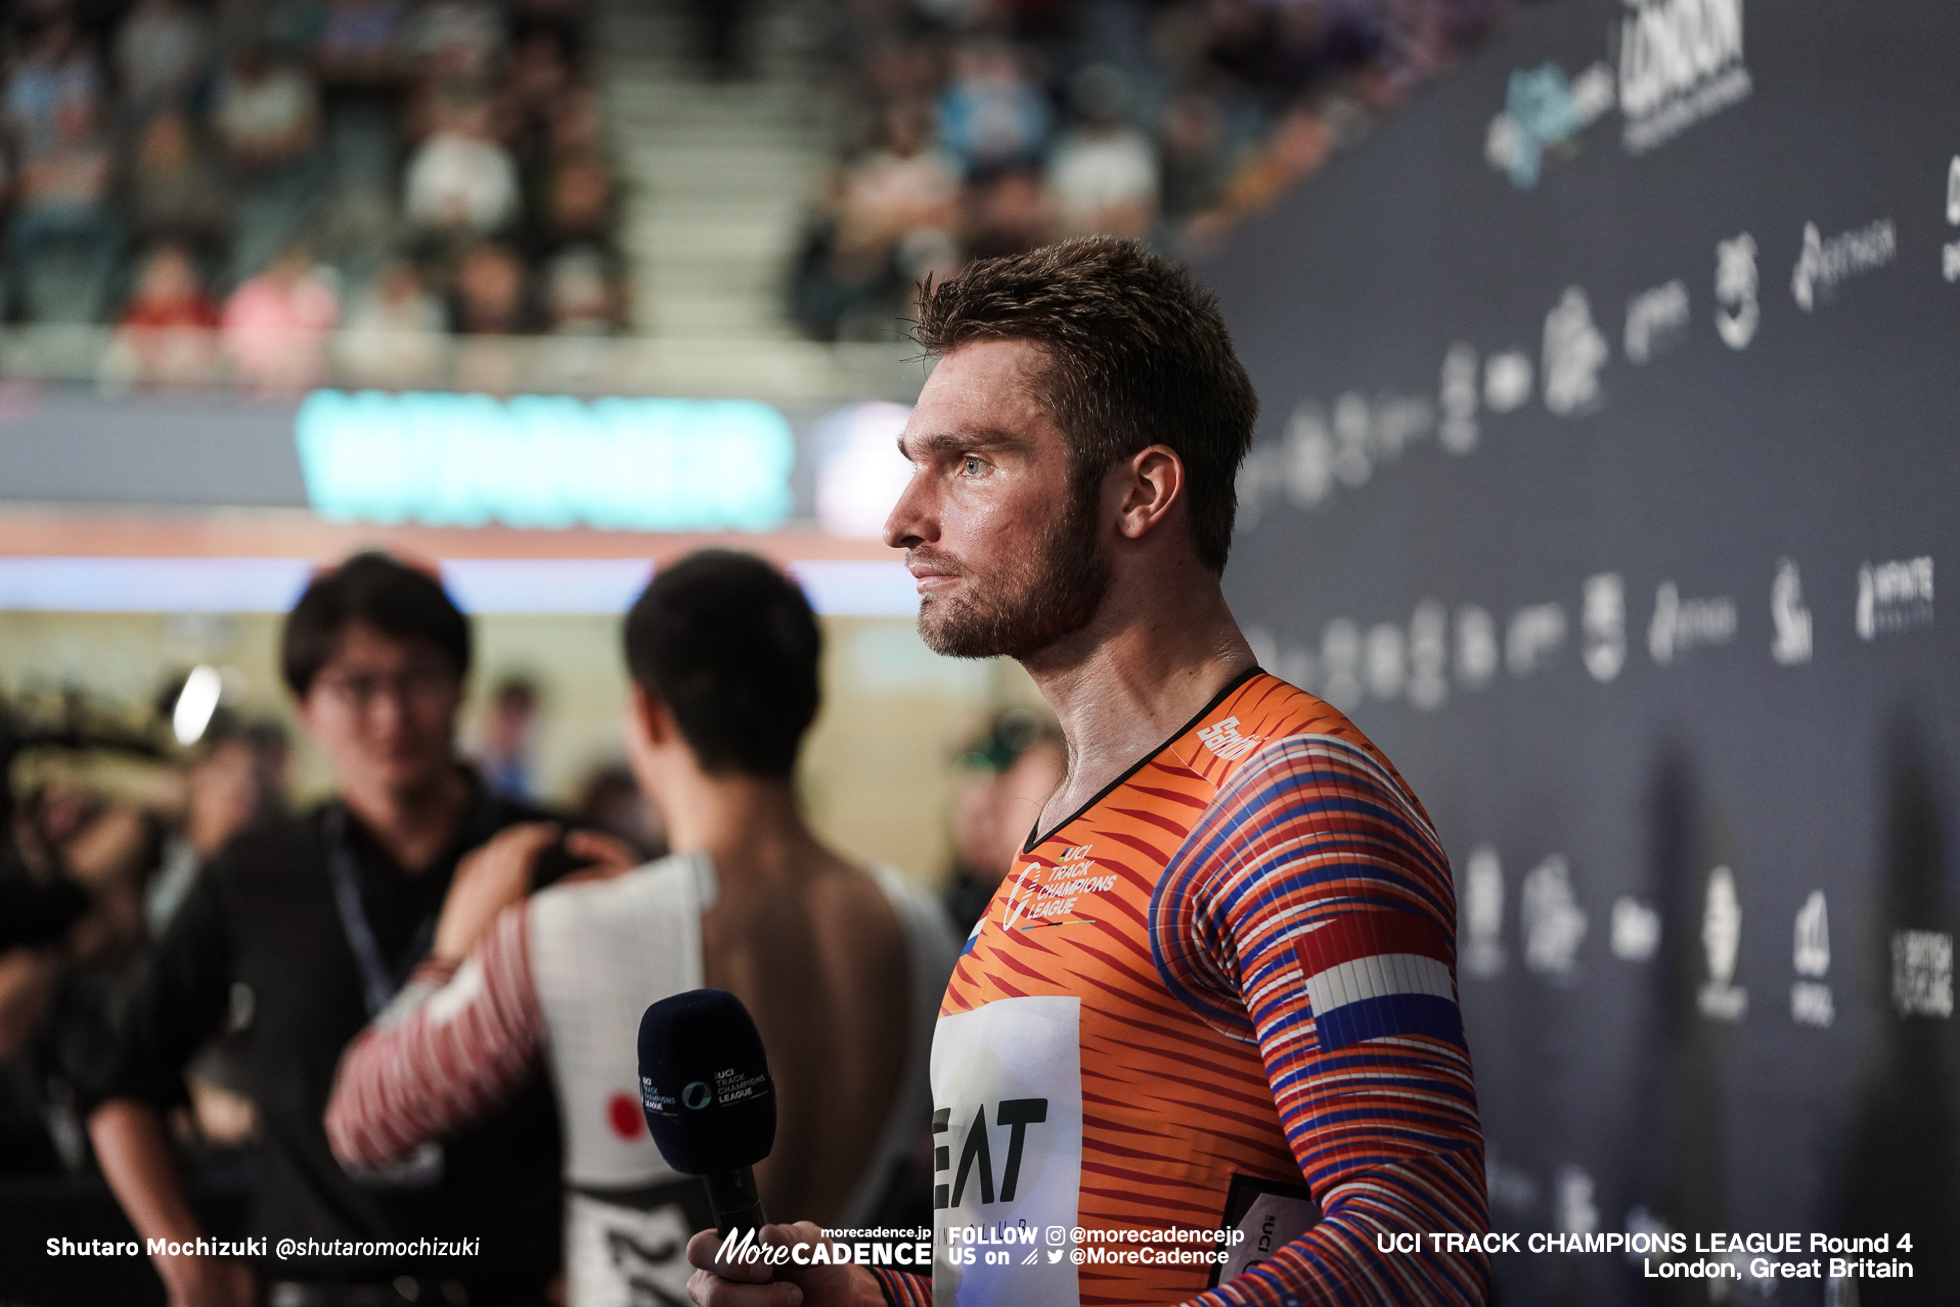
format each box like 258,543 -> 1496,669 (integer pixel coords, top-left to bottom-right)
1204,2 -> 1958,1302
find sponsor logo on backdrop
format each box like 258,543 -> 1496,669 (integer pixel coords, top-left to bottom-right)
1462,845 -> 1507,978
1484,350 -> 1534,412
1582,573 -> 1627,682
1610,897 -> 1661,961
1438,343 -> 1480,453
1506,603 -> 1568,678
1236,392 -> 1434,519
1555,1166 -> 1599,1237
1697,867 -> 1747,1021
1522,855 -> 1587,982
1457,605 -> 1501,690
1623,279 -> 1689,364
1274,554 -> 1917,719
1648,581 -> 1737,665
1791,217 -> 1896,310
1542,287 -> 1610,415
1617,0 -> 1751,155
1484,61 -> 1616,189
1714,233 -> 1760,348
1944,156 -> 1960,281
1364,623 -> 1406,701
1791,891 -> 1834,1028
1891,931 -> 1953,1018
1485,1146 -> 1540,1216
1770,559 -> 1813,665
1319,618 -> 1363,710
1855,555 -> 1933,639
1407,600 -> 1450,710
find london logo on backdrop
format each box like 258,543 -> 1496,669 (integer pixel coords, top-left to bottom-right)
1484,0 -> 1750,190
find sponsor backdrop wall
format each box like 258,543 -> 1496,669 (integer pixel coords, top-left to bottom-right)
1204,1 -> 1957,1302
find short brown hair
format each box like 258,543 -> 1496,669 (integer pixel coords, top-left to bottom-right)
913,237 -> 1258,573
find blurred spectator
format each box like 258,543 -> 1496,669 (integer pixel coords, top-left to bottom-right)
0,0 -> 621,373
937,38 -> 1048,177
4,90 -> 119,322
537,149 -> 611,248
147,715 -> 290,937
1046,63 -> 1158,237
314,0 -> 408,88
113,0 -> 212,113
843,99 -> 961,252
212,45 -> 321,173
1156,88 -> 1232,225
403,0 -> 506,82
212,44 -> 324,284
544,82 -> 604,155
3,14 -> 100,163
145,716 -> 291,1150
113,241 -> 221,385
474,675 -> 539,799
791,98 -> 961,340
221,246 -> 339,389
541,242 -> 619,334
571,761 -> 665,860
85,552 -> 567,1306
942,707 -> 1065,936
962,166 -> 1052,259
1,776 -> 160,1181
499,26 -> 572,164
404,95 -> 520,235
121,108 -> 229,247
451,238 -> 527,333
338,258 -> 448,383
791,0 -> 1517,340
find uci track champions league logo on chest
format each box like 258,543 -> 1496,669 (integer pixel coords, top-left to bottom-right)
999,846 -> 1116,933
1486,0 -> 1750,189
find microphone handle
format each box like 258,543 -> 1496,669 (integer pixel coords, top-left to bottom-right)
706,1165 -> 768,1240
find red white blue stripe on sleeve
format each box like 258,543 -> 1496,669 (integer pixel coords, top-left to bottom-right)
1294,911 -> 1465,1054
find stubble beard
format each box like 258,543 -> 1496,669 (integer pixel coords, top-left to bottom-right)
914,478 -> 1110,661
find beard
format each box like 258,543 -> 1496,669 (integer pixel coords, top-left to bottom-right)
914,476 -> 1110,660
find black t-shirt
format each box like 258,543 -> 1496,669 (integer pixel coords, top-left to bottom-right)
90,784 -> 564,1300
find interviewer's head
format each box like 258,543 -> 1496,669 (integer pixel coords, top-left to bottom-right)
621,551 -> 821,795
282,551 -> 469,802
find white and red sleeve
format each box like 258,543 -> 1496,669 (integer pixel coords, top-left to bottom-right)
325,900 -> 547,1167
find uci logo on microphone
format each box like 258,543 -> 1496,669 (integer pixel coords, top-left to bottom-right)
682,1082 -> 714,1110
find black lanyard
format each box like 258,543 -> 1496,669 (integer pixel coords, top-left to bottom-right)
323,790 -> 494,1017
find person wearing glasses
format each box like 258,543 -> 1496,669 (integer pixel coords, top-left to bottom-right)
86,552 -> 599,1307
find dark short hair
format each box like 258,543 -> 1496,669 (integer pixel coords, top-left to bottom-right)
281,552 -> 471,697
913,236 -> 1259,573
623,550 -> 820,778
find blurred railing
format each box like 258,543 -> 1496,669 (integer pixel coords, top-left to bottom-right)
0,325 -> 921,404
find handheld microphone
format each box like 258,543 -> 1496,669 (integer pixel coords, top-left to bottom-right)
638,988 -> 776,1240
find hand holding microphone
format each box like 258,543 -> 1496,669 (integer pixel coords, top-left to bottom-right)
639,990 -> 885,1307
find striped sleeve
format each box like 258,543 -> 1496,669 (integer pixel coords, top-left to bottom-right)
1152,734 -> 1490,1307
869,1269 -> 932,1307
324,900 -> 547,1167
